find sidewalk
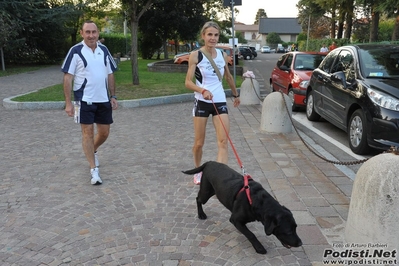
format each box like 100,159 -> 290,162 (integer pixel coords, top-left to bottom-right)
0,66 -> 352,265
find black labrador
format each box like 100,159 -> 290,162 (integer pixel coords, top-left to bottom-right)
182,161 -> 302,254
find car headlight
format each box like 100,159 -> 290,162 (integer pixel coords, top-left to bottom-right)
367,88 -> 399,111
299,80 -> 309,88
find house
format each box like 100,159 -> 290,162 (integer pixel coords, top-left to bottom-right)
234,22 -> 261,50
259,18 -> 302,46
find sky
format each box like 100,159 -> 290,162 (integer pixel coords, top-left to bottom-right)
233,0 -> 300,25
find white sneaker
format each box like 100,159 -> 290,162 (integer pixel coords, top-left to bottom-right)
193,172 -> 202,185
94,151 -> 99,167
90,167 -> 102,185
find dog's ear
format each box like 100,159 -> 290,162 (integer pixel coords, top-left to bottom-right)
263,216 -> 277,236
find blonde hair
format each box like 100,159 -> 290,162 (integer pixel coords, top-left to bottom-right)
201,21 -> 221,35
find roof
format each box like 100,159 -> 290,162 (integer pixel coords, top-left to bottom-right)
259,18 -> 302,34
234,23 -> 259,32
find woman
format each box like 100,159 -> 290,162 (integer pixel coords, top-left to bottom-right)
185,21 -> 240,184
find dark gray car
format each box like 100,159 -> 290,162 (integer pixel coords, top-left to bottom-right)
306,44 -> 399,155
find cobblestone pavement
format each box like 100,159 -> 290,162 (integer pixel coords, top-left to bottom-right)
0,66 -> 352,265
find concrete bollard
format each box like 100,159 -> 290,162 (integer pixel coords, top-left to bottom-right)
240,78 -> 261,105
345,153 -> 399,249
260,92 -> 292,133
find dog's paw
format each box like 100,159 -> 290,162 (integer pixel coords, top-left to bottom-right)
198,213 -> 207,220
254,245 -> 267,254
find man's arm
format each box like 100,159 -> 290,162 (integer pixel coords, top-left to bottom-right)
63,73 -> 74,116
108,73 -> 118,109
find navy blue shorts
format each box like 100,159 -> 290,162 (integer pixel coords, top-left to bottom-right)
192,99 -> 228,117
78,101 -> 113,124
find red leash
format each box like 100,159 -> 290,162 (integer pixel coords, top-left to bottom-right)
211,98 -> 253,205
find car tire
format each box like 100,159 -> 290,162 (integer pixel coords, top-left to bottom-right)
245,55 -> 251,60
348,109 -> 370,155
306,90 -> 321,121
288,89 -> 299,112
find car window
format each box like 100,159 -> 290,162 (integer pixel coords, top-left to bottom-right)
295,54 -> 326,70
331,50 -> 353,73
218,48 -> 231,56
359,47 -> 399,77
276,54 -> 288,68
319,49 -> 340,73
283,54 -> 293,68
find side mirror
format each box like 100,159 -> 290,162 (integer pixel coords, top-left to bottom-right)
279,65 -> 290,72
331,71 -> 347,89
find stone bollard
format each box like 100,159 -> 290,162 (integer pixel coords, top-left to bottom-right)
260,92 -> 292,133
240,78 -> 261,105
345,152 -> 399,249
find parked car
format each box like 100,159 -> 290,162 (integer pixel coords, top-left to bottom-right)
305,44 -> 399,155
261,46 -> 271,53
270,51 -> 327,111
276,46 -> 285,53
173,45 -> 233,65
240,46 -> 257,58
239,47 -> 254,60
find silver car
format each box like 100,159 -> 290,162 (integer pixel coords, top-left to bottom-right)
261,46 -> 271,53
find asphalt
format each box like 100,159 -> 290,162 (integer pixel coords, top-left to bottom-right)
0,65 -> 353,266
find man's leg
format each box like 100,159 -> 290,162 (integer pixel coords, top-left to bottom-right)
81,124 -> 96,169
94,123 -> 110,152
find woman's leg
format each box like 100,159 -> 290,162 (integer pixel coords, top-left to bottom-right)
192,117 -> 208,167
212,114 -> 230,164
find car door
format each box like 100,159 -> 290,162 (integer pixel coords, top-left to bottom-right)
273,53 -> 293,94
322,49 -> 355,128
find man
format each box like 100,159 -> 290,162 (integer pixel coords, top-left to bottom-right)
62,20 -> 118,185
320,44 -> 329,52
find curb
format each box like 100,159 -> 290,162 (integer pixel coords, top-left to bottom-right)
3,90 -> 238,110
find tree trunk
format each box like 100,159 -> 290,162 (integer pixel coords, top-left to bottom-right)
130,18 -> 140,85
345,1 -> 353,40
337,11 -> 345,39
330,9 -> 336,38
370,10 -> 379,42
392,13 -> 399,41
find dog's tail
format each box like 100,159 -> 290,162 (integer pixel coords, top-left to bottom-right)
181,162 -> 208,175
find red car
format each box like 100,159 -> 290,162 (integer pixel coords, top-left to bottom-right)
270,51 -> 327,111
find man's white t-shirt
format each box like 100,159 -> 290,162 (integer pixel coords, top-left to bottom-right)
61,41 -> 117,103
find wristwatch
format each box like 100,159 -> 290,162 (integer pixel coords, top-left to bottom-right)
111,95 -> 117,100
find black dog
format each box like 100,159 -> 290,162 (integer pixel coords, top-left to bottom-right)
182,161 -> 302,254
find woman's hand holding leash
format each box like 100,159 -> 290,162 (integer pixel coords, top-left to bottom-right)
202,89 -> 213,100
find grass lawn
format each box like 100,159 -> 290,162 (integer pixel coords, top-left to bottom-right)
0,65 -> 50,78
11,59 -> 243,102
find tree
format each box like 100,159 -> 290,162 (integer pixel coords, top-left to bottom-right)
377,0 -> 399,40
121,0 -> 154,85
1,0 -> 74,64
139,0 -> 205,59
0,10 -> 18,70
266,32 -> 282,47
254,9 -> 267,25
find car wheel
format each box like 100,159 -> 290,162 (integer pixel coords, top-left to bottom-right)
306,90 -> 321,121
348,109 -> 370,155
288,89 -> 299,112
246,55 -> 251,60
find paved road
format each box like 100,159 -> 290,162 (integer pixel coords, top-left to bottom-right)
0,65 -> 352,265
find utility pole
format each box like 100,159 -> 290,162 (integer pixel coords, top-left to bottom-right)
224,0 -> 241,86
